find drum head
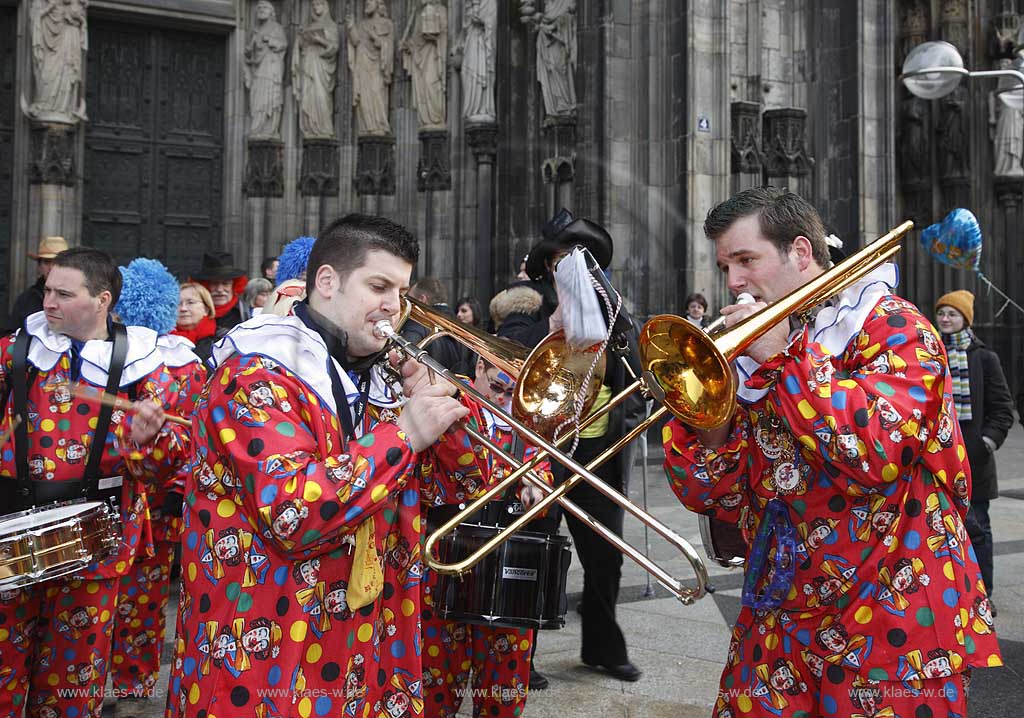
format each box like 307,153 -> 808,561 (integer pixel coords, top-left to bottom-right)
0,501 -> 105,536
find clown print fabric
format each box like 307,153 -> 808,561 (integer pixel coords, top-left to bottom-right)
168,348 -> 491,718
663,292 -> 1001,717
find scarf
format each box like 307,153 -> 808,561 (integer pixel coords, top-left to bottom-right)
292,301 -> 384,607
172,316 -> 217,345
942,329 -> 972,421
213,294 -> 239,319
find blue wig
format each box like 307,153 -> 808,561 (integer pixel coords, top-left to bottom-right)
116,258 -> 180,335
276,235 -> 316,283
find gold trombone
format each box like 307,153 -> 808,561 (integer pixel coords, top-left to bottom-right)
380,300 -> 711,604
390,219 -> 912,604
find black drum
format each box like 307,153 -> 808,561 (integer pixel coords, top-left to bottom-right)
433,523 -> 572,630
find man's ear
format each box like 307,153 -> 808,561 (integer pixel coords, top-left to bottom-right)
791,236 -> 815,272
312,264 -> 338,298
97,290 -> 112,313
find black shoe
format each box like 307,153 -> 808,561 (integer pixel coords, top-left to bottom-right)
529,668 -> 550,690
583,659 -> 642,682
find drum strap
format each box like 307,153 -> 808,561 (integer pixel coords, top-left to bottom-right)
82,322 -> 128,502
12,327 -> 39,504
10,322 -> 128,508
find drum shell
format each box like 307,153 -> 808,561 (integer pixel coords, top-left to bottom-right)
434,523 -> 572,630
0,502 -> 122,590
698,515 -> 747,568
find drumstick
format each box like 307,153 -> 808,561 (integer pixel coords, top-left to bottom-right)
70,385 -> 192,428
0,415 -> 24,447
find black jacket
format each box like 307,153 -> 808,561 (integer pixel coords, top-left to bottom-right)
6,277 -> 45,333
496,280 -> 645,477
401,304 -> 472,376
957,337 -> 1013,501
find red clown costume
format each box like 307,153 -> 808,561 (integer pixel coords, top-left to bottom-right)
0,312 -> 190,718
662,265 -> 1002,717
166,313 -> 492,718
420,403 -> 554,718
111,334 -> 207,697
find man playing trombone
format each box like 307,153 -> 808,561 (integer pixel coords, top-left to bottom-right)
663,187 -> 1001,717
167,215 -> 491,718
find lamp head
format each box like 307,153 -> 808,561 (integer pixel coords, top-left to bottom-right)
901,41 -> 965,99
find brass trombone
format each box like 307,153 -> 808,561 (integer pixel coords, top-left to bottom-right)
403,219 -> 913,600
380,300 -> 711,604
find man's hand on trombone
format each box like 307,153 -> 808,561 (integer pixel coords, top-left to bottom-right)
393,352 -> 469,453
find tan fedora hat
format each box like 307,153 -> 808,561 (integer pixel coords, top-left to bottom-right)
29,236 -> 69,260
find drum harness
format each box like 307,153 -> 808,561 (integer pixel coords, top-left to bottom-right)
4,322 -> 129,514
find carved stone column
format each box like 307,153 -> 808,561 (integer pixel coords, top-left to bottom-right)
730,101 -> 762,192
937,87 -> 970,208
541,116 -> 576,214
355,135 -> 396,201
418,130 -> 451,275
466,122 -> 499,305
299,139 -> 339,234
28,122 -> 77,239
243,140 -> 284,279
898,94 -> 932,226
762,108 -> 812,192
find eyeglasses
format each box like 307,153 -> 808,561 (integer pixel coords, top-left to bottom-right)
488,381 -> 515,398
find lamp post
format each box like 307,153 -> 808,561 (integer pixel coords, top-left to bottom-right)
899,40 -> 1024,383
900,40 -> 1024,169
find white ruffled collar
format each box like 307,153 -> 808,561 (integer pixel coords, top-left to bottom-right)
23,311 -> 164,387
734,263 -> 899,404
156,334 -> 201,369
210,313 -> 405,417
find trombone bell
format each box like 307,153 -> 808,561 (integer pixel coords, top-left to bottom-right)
640,318 -> 736,429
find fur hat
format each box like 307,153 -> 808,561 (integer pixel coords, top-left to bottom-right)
489,283 -> 543,329
935,290 -> 975,327
276,236 -> 317,283
116,258 -> 180,335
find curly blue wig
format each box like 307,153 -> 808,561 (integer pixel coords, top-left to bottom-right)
115,258 -> 180,335
276,235 -> 317,283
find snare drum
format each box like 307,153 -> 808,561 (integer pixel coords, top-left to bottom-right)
698,515 -> 747,568
433,523 -> 571,630
0,501 -> 122,590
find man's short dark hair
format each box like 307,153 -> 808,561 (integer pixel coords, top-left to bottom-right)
409,278 -> 448,306
306,214 -> 419,295
53,247 -> 122,305
703,186 -> 830,269
260,256 -> 278,275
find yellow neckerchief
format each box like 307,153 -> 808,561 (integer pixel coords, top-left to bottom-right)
346,517 -> 384,610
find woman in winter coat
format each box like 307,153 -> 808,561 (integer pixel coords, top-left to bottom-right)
935,290 -> 1014,608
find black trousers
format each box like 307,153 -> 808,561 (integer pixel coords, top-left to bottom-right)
550,434 -> 630,666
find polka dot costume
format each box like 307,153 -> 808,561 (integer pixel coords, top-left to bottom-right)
167,353 -> 489,718
662,294 -> 1002,717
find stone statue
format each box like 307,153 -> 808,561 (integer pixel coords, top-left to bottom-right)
990,58 -> 1024,177
292,0 -> 340,139
244,0 -> 288,140
535,0 -> 577,118
455,0 -> 496,123
346,0 -> 395,136
401,0 -> 448,129
24,0 -> 88,123
898,94 -> 929,185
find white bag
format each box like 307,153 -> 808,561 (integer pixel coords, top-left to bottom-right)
553,248 -> 609,349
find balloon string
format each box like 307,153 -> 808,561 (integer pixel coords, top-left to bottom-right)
977,272 -> 1024,318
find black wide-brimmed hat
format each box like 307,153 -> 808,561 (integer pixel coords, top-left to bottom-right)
525,208 -> 614,280
192,251 -> 246,281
